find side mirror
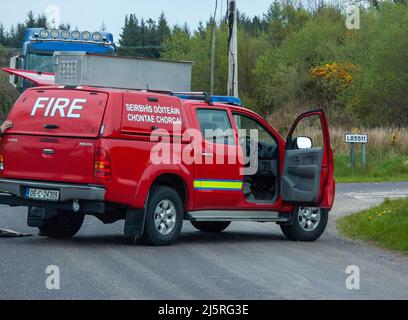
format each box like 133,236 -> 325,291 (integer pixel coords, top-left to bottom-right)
9,55 -> 23,88
295,137 -> 313,149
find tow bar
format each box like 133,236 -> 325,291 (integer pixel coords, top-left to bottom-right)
0,228 -> 32,238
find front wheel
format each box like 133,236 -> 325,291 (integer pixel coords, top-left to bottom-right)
280,207 -> 328,242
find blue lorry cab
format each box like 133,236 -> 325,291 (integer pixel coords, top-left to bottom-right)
12,28 -> 116,91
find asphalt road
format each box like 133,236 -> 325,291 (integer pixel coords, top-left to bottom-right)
1,182 -> 408,300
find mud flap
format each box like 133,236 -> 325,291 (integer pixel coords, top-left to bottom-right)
124,209 -> 146,237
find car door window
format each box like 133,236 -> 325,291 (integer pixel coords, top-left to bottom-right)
233,113 -> 278,155
233,114 -> 279,202
282,110 -> 329,204
196,109 -> 235,145
290,114 -> 324,149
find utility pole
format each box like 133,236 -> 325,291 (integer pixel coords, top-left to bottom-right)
210,0 -> 218,95
227,0 -> 238,97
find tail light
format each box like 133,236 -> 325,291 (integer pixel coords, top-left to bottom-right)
94,147 -> 111,181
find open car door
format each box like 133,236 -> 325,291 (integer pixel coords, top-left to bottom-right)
281,109 -> 334,208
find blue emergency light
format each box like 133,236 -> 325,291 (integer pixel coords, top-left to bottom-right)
175,93 -> 243,106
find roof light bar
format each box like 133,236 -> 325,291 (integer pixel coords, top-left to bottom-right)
35,29 -> 108,42
82,31 -> 91,40
39,30 -> 49,38
50,30 -> 59,38
92,32 -> 102,41
174,92 -> 243,106
61,30 -> 70,39
71,30 -> 81,40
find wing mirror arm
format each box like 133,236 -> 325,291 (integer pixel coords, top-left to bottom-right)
285,136 -> 295,150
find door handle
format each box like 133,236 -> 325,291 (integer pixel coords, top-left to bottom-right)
42,149 -> 55,155
44,124 -> 59,129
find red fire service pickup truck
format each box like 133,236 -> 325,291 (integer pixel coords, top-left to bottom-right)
0,81 -> 335,246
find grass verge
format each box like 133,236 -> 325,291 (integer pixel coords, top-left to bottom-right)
335,152 -> 408,183
337,198 -> 408,254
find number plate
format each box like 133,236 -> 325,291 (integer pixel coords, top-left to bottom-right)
24,188 -> 60,202
345,134 -> 368,144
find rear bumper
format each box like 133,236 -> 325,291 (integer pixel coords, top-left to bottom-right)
0,178 -> 105,201
0,178 -> 106,214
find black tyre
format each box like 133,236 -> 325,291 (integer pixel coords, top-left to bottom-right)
280,207 -> 328,242
39,210 -> 84,239
140,186 -> 184,246
191,221 -> 231,233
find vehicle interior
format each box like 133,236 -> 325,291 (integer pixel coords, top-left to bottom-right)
233,114 -> 279,203
195,109 -> 281,203
26,51 -> 55,73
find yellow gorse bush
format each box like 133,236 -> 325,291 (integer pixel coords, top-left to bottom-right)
391,132 -> 398,146
311,62 -> 360,86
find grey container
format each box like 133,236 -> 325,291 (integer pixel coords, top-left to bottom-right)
54,52 -> 193,92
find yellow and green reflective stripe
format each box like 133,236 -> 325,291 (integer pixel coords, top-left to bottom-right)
194,179 -> 243,191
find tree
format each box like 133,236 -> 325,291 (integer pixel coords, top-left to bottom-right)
196,21 -> 206,38
8,23 -> 26,48
119,14 -> 164,58
100,21 -> 108,32
25,11 -> 36,28
2,12 -> 49,48
264,1 -> 285,45
254,6 -> 345,114
353,3 -> 408,126
157,13 -> 171,43
0,24 -> 6,46
35,14 -> 47,28
59,23 -> 71,30
118,14 -> 139,56
162,25 -> 192,61
0,43 -> 18,119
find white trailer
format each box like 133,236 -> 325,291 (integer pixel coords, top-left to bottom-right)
54,52 -> 193,92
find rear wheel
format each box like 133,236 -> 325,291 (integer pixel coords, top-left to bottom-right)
280,207 -> 328,242
191,221 -> 231,233
39,210 -> 84,239
140,186 -> 184,246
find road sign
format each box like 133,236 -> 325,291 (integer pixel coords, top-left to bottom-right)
345,133 -> 368,168
345,134 -> 368,144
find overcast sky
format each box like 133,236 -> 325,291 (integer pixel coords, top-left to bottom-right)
0,0 -> 275,40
